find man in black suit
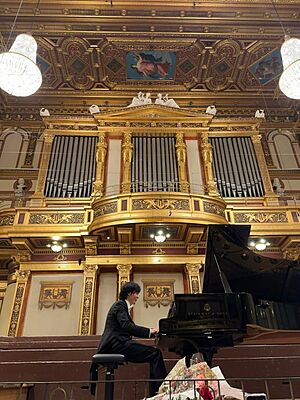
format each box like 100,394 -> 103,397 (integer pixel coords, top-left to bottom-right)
94,281 -> 167,397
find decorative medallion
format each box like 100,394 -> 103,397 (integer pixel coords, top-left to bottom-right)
39,281 -> 73,310
143,280 -> 174,308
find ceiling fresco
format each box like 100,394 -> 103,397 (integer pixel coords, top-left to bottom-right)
0,1 -> 300,119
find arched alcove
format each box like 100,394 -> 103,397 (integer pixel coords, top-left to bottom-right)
268,129 -> 300,170
0,129 -> 29,169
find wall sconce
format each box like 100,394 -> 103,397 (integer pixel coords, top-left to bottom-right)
47,241 -> 67,253
249,238 -> 271,251
150,230 -> 171,243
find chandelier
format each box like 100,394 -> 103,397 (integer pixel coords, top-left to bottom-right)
249,238 -> 271,251
150,230 -> 171,243
47,241 -> 67,253
278,36 -> 300,99
0,33 -> 42,97
269,0 -> 300,99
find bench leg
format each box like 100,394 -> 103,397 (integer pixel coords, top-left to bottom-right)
104,368 -> 115,400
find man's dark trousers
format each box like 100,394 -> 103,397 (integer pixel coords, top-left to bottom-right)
112,340 -> 167,397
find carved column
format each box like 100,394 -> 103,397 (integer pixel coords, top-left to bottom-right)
200,133 -> 220,197
121,132 -> 133,193
251,134 -> 279,205
175,133 -> 189,193
8,270 -> 31,336
92,131 -> 107,198
116,264 -> 132,294
79,264 -> 98,335
185,263 -> 202,294
31,132 -> 54,205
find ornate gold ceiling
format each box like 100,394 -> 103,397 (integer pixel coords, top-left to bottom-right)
0,1 -> 300,120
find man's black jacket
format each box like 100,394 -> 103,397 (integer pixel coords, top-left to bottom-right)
90,300 -> 150,395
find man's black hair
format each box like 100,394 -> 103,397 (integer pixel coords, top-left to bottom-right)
119,281 -> 141,300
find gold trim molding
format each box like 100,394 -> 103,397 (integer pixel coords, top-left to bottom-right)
8,270 -> 30,336
79,263 -> 98,335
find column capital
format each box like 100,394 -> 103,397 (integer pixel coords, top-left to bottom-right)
284,248 -> 300,261
251,134 -> 262,144
83,263 -> 98,275
185,263 -> 202,294
116,264 -> 132,293
116,264 -> 132,274
15,270 -> 31,281
185,263 -> 202,275
43,132 -> 54,143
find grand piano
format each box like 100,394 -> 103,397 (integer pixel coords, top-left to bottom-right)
158,224 -> 300,366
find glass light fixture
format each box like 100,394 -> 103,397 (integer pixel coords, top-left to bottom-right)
150,230 -> 171,243
249,238 -> 271,251
279,35 -> 300,99
47,241 -> 67,253
0,33 -> 42,97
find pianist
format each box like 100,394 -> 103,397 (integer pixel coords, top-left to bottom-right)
93,281 -> 167,397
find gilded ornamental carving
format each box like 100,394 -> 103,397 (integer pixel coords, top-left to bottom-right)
8,283 -> 25,336
117,264 -> 132,293
284,249 -> 300,261
15,270 -> 31,281
39,281 -> 73,310
203,201 -> 225,217
0,214 -> 15,226
29,213 -> 85,224
201,134 -> 220,197
83,264 -> 98,275
79,264 -> 98,335
80,277 -> 94,335
121,132 -> 134,193
94,202 -> 118,217
92,131 -> 107,198
143,280 -> 174,308
132,199 -> 190,210
175,132 -> 189,193
132,199 -> 190,211
8,270 -> 31,336
234,212 -> 288,223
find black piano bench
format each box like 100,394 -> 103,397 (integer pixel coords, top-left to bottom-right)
91,354 -> 126,400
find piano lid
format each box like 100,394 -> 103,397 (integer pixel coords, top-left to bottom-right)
202,225 -> 300,303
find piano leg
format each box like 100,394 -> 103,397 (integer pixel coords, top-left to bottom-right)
185,348 -> 217,368
201,348 -> 217,367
